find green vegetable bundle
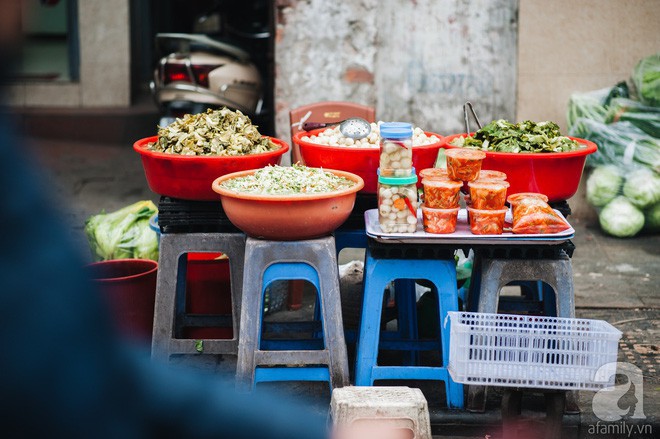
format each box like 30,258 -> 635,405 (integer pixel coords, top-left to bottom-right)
605,98 -> 660,138
570,119 -> 660,173
450,119 -> 580,153
85,200 -> 159,261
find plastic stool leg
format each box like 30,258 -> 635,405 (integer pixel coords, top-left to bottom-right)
394,279 -> 418,366
467,258 -> 505,412
466,252 -> 483,312
355,254 -> 387,386
550,258 -> 579,414
236,246 -> 266,392
151,233 -> 179,362
434,261 -> 464,409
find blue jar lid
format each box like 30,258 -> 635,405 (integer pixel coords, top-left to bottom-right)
380,122 -> 413,139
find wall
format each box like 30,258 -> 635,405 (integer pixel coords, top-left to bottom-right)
517,0 -> 660,219
517,0 -> 660,130
275,0 -> 518,145
4,0 -> 130,107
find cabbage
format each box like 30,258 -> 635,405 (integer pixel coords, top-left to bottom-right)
644,202 -> 660,232
599,196 -> 644,238
622,168 -> 660,209
85,200 -> 159,261
586,165 -> 623,207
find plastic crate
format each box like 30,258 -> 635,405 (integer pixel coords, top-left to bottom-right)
447,312 -> 621,390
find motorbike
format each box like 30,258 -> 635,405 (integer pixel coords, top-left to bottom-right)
150,33 -> 263,127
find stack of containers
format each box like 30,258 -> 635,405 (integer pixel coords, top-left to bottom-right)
420,148 -> 511,235
377,123 -> 418,233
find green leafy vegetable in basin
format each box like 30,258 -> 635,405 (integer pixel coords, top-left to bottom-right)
149,107 -> 278,156
450,119 -> 582,153
220,164 -> 356,195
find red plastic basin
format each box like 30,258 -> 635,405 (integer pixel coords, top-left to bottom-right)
294,129 -> 444,193
86,259 -> 158,343
442,134 -> 597,202
212,168 -> 364,240
133,136 -> 290,201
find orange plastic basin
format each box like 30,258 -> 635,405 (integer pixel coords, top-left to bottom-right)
212,168 -> 364,240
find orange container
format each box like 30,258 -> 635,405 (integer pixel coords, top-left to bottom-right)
467,207 -> 508,235
445,148 -> 486,182
477,169 -> 507,181
468,180 -> 510,210
422,205 -> 460,234
419,167 -> 450,181
422,178 -> 462,209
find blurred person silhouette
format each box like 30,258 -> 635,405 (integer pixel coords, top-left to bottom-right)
0,1 -> 327,438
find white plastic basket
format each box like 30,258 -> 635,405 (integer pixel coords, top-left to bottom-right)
447,312 -> 622,390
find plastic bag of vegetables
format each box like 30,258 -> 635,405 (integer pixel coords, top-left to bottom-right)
569,118 -> 660,172
85,200 -> 159,261
605,98 -> 660,138
632,52 -> 660,107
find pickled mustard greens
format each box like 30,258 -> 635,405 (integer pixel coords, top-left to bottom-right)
220,164 -> 356,195
450,119 -> 581,153
149,108 -> 278,156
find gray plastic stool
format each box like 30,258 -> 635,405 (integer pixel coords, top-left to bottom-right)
236,236 -> 350,391
151,232 -> 246,361
331,386 -> 432,439
467,254 -> 578,413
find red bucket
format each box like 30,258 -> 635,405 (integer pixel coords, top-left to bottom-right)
86,259 -> 158,343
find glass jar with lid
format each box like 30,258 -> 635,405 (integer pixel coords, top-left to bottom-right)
379,122 -> 413,177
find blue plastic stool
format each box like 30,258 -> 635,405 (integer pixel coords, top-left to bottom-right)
354,243 -> 464,409
235,236 -> 349,392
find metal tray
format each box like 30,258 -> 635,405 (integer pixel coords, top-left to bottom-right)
365,209 -> 575,245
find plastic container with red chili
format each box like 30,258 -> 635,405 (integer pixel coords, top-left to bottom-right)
422,205 -> 460,234
467,207 -> 508,235
445,148 -> 486,182
422,178 -> 462,209
468,180 -> 510,210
